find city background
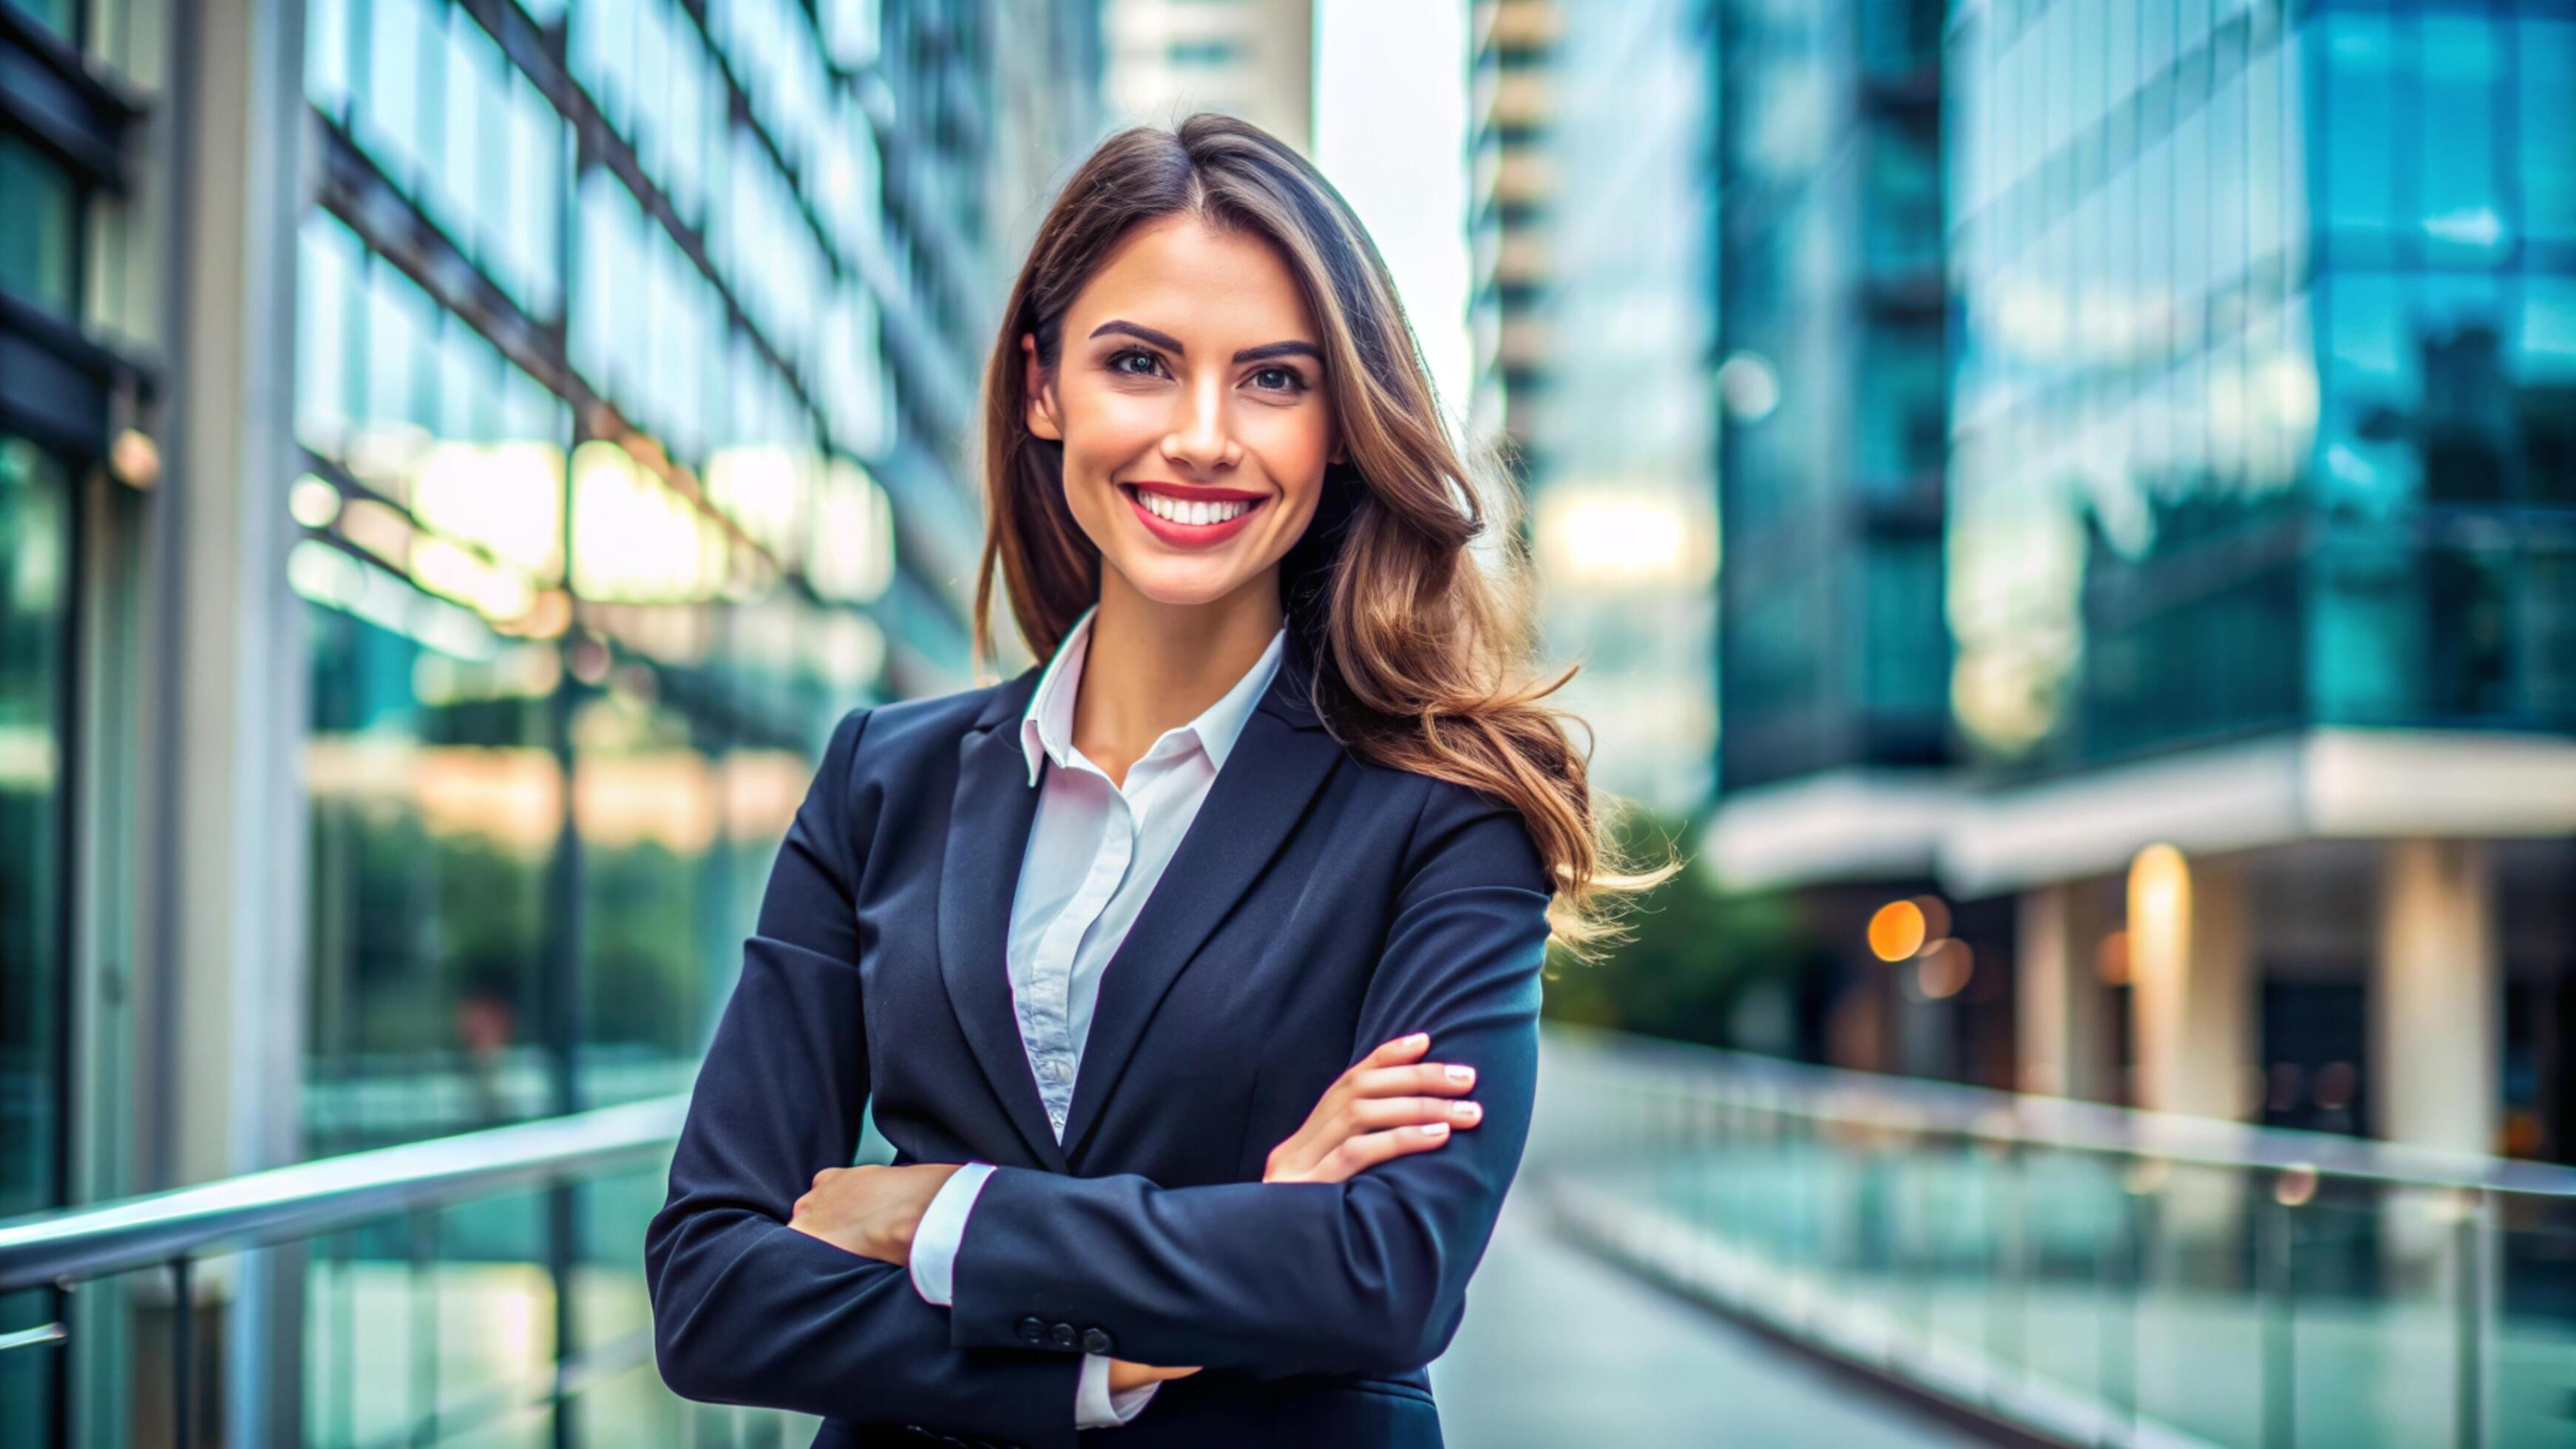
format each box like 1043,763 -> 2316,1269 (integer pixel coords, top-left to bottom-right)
2,0 -> 2572,1445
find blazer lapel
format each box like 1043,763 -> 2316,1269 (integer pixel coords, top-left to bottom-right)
935,668 -> 1071,1173
1057,660 -> 1343,1163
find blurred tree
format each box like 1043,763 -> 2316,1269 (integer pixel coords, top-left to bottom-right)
1539,806 -> 1813,1053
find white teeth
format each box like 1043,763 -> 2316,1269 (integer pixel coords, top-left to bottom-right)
1138,490 -> 1250,526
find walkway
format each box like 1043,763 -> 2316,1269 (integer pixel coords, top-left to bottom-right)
1431,1202 -> 1993,1449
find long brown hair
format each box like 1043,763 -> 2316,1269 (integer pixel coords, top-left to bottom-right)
972,112 -> 1677,959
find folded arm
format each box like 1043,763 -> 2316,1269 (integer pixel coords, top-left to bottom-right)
944,784 -> 1555,1378
643,708 -> 1088,1448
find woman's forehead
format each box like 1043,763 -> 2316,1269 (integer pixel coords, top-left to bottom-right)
1073,218 -> 1319,344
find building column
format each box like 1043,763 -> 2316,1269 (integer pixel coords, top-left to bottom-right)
2370,838 -> 2500,1155
2368,838 -> 2501,1394
2016,880 -> 2115,1100
134,0 -> 312,1438
2129,848 -> 2255,1121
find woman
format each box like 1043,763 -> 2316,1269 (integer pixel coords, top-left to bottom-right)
645,114 -> 1670,1448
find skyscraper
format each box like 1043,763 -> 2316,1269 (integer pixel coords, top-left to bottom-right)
1499,0 -> 1718,815
1942,0 -> 2576,1153
1102,0 -> 1312,149
1702,0 -> 1979,1076
1466,0 -> 1558,452
1704,0 -> 2576,1158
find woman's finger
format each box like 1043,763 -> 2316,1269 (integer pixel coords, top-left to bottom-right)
1107,1360 -> 1204,1392
1319,1122 -> 1457,1183
1304,1037 -> 1436,1126
1347,1062 -> 1476,1100
1321,1034 -> 1431,1108
1351,1032 -> 1431,1073
1267,1099 -> 1474,1184
1346,1095 -> 1482,1131
1343,1096 -> 1481,1131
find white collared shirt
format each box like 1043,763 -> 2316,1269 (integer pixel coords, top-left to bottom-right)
908,603 -> 1287,1430
1008,603 -> 1285,1140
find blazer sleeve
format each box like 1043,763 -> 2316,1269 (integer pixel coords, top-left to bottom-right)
943,779 -> 1555,1379
643,706 -> 1088,1448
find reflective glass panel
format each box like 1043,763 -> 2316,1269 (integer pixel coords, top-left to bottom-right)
0,132 -> 79,313
0,435 -> 70,1444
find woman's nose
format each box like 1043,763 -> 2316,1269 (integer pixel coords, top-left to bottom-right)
1162,379 -> 1238,471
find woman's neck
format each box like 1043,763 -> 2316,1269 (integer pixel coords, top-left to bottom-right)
1073,570 -> 1283,788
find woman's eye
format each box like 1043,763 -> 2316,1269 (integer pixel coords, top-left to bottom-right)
1251,367 -> 1306,394
1108,348 -> 1165,378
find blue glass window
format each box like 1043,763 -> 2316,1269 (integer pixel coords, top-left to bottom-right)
0,133 -> 78,313
0,435 -> 68,1445
2417,14 -> 2506,265
2522,19 -> 2576,248
2319,13 -> 2396,242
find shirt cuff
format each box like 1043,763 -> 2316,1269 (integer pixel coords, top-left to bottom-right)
1076,1353 -> 1162,1428
905,1161 -> 994,1307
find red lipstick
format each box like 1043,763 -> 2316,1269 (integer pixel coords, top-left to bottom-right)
1120,482 -> 1268,549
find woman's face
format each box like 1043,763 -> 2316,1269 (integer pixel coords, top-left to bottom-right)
1024,214 -> 1341,611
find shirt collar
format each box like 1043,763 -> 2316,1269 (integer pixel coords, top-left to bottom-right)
1020,603 -> 1288,787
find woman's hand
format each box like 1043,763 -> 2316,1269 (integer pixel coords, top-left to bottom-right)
1262,1032 -> 1481,1184
787,1162 -> 961,1266
793,1167 -> 1207,1388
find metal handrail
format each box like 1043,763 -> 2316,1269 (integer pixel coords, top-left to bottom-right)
0,1094 -> 686,1293
1543,1023 -> 2576,1198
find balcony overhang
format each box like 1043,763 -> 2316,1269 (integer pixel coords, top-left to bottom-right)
1708,730 -> 2576,900
1704,768 -> 1962,892
1939,728 -> 2576,897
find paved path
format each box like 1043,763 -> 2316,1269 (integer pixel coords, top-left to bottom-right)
1430,1203 -> 1992,1449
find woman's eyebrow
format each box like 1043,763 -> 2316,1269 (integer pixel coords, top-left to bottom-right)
1088,319 -> 1322,365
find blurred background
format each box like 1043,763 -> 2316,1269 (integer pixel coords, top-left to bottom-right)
3,0 -> 2574,1444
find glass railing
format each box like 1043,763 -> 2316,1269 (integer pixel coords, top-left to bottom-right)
0,1096 -> 816,1448
1524,1025 -> 2576,1449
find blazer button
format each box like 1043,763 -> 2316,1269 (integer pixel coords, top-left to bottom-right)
1049,1321 -> 1077,1349
1080,1326 -> 1114,1355
1015,1315 -> 1047,1345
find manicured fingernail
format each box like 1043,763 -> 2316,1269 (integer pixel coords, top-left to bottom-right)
1445,1065 -> 1474,1084
1403,1033 -> 1429,1048
1454,1102 -> 1481,1120
1419,1122 -> 1448,1138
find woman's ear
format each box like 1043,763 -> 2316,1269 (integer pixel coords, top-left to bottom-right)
1022,333 -> 1063,441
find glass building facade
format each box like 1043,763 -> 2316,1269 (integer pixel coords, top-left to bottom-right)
0,444 -> 68,1437
1,0 -> 156,1432
1715,0 -> 1953,793
291,0 -> 923,1152
0,441 -> 70,1231
1946,0 -> 2576,774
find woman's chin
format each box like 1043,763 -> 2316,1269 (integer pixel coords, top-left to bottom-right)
1104,555 -> 1270,610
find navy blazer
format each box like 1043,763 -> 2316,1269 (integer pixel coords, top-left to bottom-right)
644,644 -> 1555,1449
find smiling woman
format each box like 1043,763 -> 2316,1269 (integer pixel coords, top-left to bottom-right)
645,112 -> 1678,1449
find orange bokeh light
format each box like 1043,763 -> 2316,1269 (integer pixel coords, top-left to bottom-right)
1868,900 -> 1927,962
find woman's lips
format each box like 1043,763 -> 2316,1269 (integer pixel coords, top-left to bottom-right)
1122,485 -> 1266,549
